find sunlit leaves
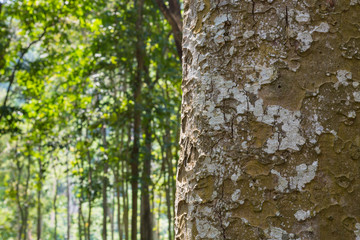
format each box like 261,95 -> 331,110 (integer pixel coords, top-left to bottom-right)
0,0 -> 182,238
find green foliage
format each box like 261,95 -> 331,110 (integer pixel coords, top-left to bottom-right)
0,0 -> 181,239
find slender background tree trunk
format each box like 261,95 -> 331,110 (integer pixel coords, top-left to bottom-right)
37,145 -> 42,240
52,158 -> 58,240
140,106 -> 153,240
102,124 -> 109,240
66,151 -> 71,240
131,0 -> 145,239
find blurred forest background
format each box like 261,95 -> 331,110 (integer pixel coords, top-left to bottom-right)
0,0 -> 182,239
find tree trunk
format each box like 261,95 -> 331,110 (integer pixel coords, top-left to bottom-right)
156,192 -> 161,240
23,147 -> 31,240
78,136 -> 85,240
86,146 -> 93,240
140,107 -> 153,240
131,0 -> 145,239
78,197 -> 83,240
110,193 -> 115,240
114,127 -> 124,240
176,1 -> 360,239
15,153 -> 24,240
115,164 -> 123,240
165,173 -> 172,240
123,125 -> 130,240
123,146 -> 129,240
53,159 -> 58,240
37,147 -> 42,240
161,81 -> 176,240
66,151 -> 71,240
164,113 -> 174,240
102,124 -> 109,240
163,129 -> 173,240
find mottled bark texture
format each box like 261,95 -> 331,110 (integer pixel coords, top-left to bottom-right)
176,0 -> 360,239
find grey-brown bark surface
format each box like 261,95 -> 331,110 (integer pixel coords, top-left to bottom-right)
176,0 -> 360,239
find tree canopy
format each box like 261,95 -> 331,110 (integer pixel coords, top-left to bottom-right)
0,0 -> 182,239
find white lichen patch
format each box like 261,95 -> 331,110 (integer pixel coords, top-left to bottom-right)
198,68 -> 305,155
231,172 -> 241,184
197,1 -> 205,11
313,114 -> 324,135
265,133 -> 280,154
196,219 -> 220,239
295,11 -> 310,23
355,223 -> 360,240
265,226 -> 300,240
271,169 -> 289,192
313,22 -> 330,33
202,156 -> 218,175
199,75 -> 235,129
189,62 -> 305,155
335,70 -> 352,89
296,31 -> 313,52
243,30 -> 255,39
353,91 -> 360,102
241,217 -> 249,224
290,161 -> 318,191
231,189 -> 241,202
265,227 -> 288,240
277,109 -> 305,151
294,209 -> 311,221
234,90 -> 250,114
261,107 -> 305,153
199,206 -> 213,216
229,46 -> 235,55
255,65 -> 278,85
329,130 -> 337,137
208,109 -> 225,129
214,29 -> 225,45
348,111 -> 356,118
253,99 -> 264,117
272,161 -> 318,192
214,14 -> 228,26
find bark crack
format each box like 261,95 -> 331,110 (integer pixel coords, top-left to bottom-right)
215,181 -> 227,240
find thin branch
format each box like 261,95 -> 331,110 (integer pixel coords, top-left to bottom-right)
0,27 -> 48,122
154,0 -> 183,59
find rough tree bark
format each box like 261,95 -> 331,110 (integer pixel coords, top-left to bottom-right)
176,0 -> 360,239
